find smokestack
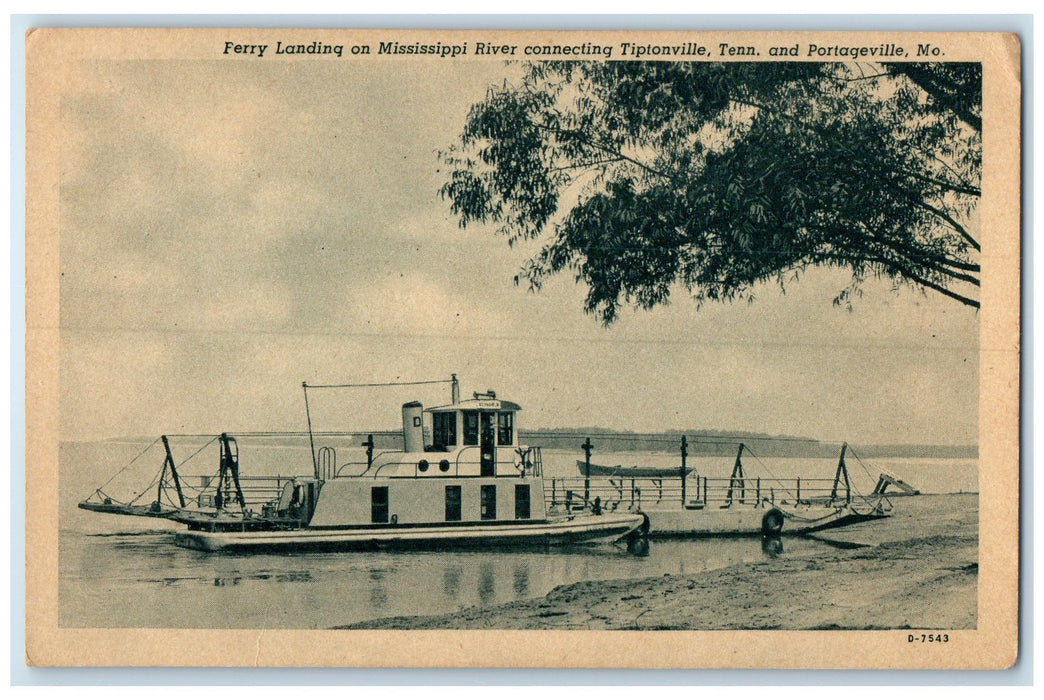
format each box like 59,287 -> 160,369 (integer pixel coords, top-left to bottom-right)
402,401 -> 424,453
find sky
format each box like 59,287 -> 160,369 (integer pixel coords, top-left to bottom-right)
57,57 -> 979,446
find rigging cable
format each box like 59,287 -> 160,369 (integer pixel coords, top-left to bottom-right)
304,379 -> 452,389
845,443 -> 879,483
81,436 -> 162,502
175,435 -> 221,468
132,435 -> 220,507
521,431 -> 817,444
740,444 -> 804,502
741,444 -> 865,522
844,444 -> 894,513
127,461 -> 167,506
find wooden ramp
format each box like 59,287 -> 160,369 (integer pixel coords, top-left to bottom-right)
872,472 -> 919,496
78,500 -> 177,519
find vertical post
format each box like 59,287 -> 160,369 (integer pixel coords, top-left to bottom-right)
451,373 -> 460,404
220,433 -> 246,514
728,443 -> 745,505
680,435 -> 688,506
756,476 -> 761,505
797,478 -> 802,503
214,438 -> 227,510
362,434 -> 375,469
155,457 -> 167,509
582,437 -> 593,503
831,442 -> 850,503
302,382 -> 318,479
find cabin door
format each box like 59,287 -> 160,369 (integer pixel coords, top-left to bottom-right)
479,411 -> 496,476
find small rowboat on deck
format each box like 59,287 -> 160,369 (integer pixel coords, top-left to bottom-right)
576,460 -> 693,479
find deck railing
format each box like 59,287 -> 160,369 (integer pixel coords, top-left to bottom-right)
337,446 -> 543,479
193,474 -> 294,509
544,475 -> 844,513
553,435 -> 855,513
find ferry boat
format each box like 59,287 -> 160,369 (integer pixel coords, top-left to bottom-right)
79,376 -> 649,553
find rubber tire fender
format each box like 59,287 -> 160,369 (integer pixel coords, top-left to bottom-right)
761,507 -> 785,536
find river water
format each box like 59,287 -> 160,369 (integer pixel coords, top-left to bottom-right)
58,439 -> 977,629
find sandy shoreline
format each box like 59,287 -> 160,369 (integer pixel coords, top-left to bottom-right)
342,493 -> 978,630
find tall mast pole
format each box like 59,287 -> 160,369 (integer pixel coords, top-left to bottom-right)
303,382 -> 319,479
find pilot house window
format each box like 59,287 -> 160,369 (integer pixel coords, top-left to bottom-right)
463,411 -> 479,446
432,412 -> 456,450
498,412 -> 513,445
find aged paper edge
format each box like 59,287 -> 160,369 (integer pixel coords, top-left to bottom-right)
24,27 -> 1021,670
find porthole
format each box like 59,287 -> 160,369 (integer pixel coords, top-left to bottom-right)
418,459 -> 429,472
439,459 -> 451,472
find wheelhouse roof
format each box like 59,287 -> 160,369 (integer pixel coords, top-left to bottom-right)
426,398 -> 522,413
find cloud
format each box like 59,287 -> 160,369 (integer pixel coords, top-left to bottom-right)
55,59 -> 979,446
343,271 -> 506,338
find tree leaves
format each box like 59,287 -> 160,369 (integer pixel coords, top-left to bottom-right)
440,61 -> 982,322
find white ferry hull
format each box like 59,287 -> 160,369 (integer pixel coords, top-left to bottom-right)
173,512 -> 646,553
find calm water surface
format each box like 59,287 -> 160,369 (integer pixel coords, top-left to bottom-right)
59,527 -> 831,628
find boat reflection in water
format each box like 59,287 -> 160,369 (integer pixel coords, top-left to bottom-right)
761,535 -> 784,558
60,527 -> 831,628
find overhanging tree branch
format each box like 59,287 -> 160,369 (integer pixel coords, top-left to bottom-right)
444,61 -> 983,319
896,268 -> 980,309
808,247 -> 980,308
912,199 -> 981,252
897,167 -> 981,198
886,63 -> 982,133
530,116 -> 681,185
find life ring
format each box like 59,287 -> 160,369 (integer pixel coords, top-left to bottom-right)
761,507 -> 785,536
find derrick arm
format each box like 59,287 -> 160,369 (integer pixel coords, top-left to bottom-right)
161,435 -> 187,508
220,433 -> 248,514
726,444 -> 745,504
831,442 -> 851,503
